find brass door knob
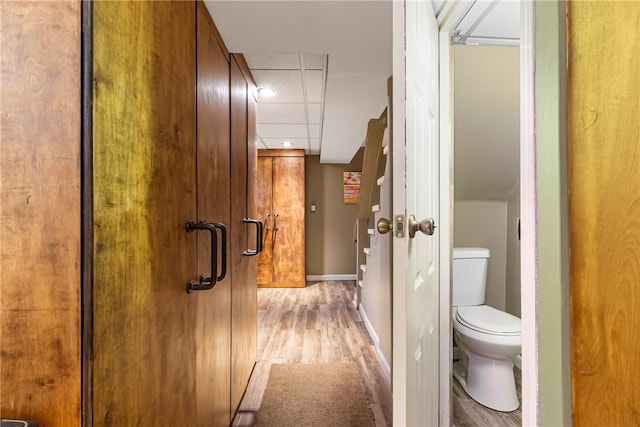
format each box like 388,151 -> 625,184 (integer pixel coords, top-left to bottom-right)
408,214 -> 436,238
377,217 -> 392,234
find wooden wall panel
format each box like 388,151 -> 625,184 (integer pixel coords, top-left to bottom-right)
92,2 -> 197,424
196,2 -> 232,426
257,157 -> 274,285
0,2 -> 81,426
568,2 -> 640,425
272,156 -> 306,286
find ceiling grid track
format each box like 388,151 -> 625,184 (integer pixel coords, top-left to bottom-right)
317,55 -> 328,156
299,54 -> 312,154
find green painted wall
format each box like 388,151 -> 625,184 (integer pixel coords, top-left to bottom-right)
535,1 -> 572,425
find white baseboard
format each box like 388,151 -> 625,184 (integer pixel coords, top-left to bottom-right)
359,304 -> 391,383
306,274 -> 357,281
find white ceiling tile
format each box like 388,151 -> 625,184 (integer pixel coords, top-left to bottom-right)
253,70 -> 304,103
307,103 -> 322,124
245,53 -> 300,69
303,54 -> 326,70
262,137 -> 309,149
257,103 -> 306,124
308,124 -> 321,138
305,70 -> 323,103
258,123 -> 308,138
471,1 -> 520,40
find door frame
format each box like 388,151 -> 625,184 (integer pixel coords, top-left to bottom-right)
391,1 -> 469,424
393,1 -> 568,425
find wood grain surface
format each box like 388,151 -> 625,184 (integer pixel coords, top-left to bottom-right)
1,2 -> 81,426
196,3 -> 232,425
272,156 -> 306,286
230,54 -> 258,415
256,150 -> 306,287
258,149 -> 305,158
92,2 -> 197,424
568,2 -> 640,425
257,157 -> 274,285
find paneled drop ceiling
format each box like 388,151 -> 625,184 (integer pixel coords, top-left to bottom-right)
207,0 -> 518,163
245,53 -> 327,154
205,0 -> 392,164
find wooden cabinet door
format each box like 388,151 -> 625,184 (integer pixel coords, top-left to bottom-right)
1,2 -> 81,425
92,2 -> 197,425
257,157 -> 274,285
272,156 -> 306,286
230,55 -> 258,414
568,2 -> 640,425
195,3 -> 232,426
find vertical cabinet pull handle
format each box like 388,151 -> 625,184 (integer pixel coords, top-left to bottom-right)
185,221 -> 226,292
273,212 -> 279,231
186,221 -> 217,293
264,213 -> 270,232
242,218 -> 264,256
211,222 -> 227,281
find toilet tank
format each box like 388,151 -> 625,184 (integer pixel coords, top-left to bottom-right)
452,247 -> 490,307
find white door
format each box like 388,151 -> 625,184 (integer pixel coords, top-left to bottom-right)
392,0 -> 440,425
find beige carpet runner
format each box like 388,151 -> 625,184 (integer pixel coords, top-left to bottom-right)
255,362 -> 376,427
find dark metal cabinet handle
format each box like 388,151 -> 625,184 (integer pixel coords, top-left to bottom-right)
243,218 -> 264,256
185,221 -> 217,293
211,222 -> 227,281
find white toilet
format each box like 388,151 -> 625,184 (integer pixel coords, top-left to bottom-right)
452,247 -> 521,412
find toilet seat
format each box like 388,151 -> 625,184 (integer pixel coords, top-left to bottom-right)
455,305 -> 521,336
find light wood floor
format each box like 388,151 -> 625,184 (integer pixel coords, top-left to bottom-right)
233,281 -> 393,427
233,280 -> 521,427
452,367 -> 522,426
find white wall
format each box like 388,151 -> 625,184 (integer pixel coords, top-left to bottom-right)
453,45 -> 520,314
454,201 -> 508,310
454,45 -> 520,202
360,143 -> 392,377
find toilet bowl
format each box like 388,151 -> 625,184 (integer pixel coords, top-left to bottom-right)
452,248 -> 522,412
452,305 -> 521,412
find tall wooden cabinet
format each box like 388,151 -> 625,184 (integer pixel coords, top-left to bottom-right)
230,54 -> 259,413
1,3 -> 258,425
1,2 -> 82,426
195,3 -> 233,425
257,150 -> 306,287
92,2 -> 257,426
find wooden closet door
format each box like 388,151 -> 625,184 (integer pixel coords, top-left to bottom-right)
568,2 -> 640,425
272,156 -> 306,286
92,2 -> 197,424
257,157 -> 274,285
1,2 -> 81,425
196,3 -> 232,426
230,55 -> 258,413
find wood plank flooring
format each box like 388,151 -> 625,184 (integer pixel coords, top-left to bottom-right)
233,280 -> 521,427
233,281 -> 392,427
452,367 -> 522,427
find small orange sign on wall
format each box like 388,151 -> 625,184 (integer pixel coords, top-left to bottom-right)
343,172 -> 362,205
